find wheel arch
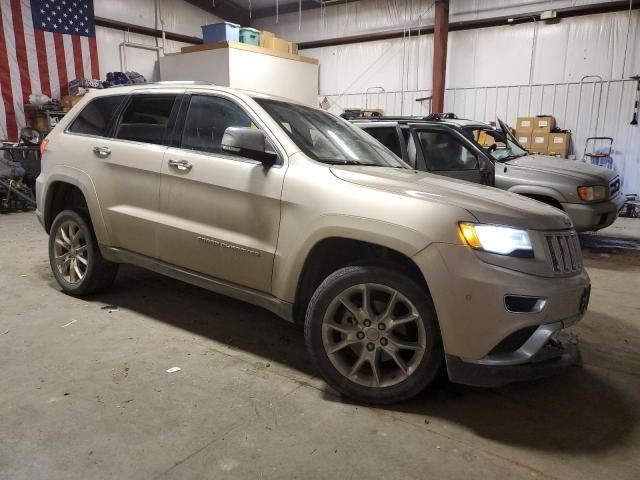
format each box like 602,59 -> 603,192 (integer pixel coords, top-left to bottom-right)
42,172 -> 109,244
507,185 -> 566,208
291,236 -> 430,324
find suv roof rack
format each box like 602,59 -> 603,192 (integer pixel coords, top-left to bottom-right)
347,112 -> 461,122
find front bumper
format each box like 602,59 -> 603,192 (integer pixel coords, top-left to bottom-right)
445,339 -> 581,388
413,243 -> 590,362
562,191 -> 625,232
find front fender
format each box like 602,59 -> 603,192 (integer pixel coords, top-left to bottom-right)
271,213 -> 431,302
506,185 -> 567,203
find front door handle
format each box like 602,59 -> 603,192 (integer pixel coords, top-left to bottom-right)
168,159 -> 193,171
93,146 -> 111,158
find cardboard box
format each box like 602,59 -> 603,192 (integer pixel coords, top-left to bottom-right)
60,95 -> 83,110
516,133 -> 532,149
259,30 -> 275,48
548,132 -> 570,158
533,115 -> 556,133
263,36 -> 289,53
530,133 -> 549,154
516,117 -> 535,133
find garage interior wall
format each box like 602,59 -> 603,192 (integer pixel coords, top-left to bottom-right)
254,1 -> 640,195
94,0 -> 221,82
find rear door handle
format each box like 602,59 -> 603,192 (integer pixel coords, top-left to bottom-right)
93,146 -> 111,158
168,159 -> 193,171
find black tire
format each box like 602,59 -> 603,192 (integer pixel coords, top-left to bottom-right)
305,265 -> 444,404
48,209 -> 118,295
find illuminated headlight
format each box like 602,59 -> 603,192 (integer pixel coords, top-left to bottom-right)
577,185 -> 607,202
459,223 -> 533,257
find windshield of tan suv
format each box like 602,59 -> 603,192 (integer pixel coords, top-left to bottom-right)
463,127 -> 528,162
255,99 -> 406,167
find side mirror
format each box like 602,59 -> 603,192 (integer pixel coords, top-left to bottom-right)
221,127 -> 278,166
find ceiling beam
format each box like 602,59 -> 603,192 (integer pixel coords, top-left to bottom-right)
183,0 -> 250,25
251,0 -> 360,20
95,17 -> 203,44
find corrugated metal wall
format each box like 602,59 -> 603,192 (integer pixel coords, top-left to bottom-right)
257,3 -> 640,194
322,80 -> 640,194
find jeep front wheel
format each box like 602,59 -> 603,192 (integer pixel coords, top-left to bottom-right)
305,266 -> 443,404
48,210 -> 118,295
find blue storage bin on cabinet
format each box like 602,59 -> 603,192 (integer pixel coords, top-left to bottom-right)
201,22 -> 240,43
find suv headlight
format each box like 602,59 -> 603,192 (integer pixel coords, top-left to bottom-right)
577,185 -> 607,202
459,223 -> 533,257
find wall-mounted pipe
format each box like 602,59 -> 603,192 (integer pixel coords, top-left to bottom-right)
119,34 -> 164,73
578,75 -> 604,141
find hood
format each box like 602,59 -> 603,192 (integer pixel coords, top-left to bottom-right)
330,166 -> 573,231
506,155 -> 616,184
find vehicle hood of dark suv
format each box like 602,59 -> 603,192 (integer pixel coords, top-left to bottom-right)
330,166 -> 573,231
506,154 -> 617,184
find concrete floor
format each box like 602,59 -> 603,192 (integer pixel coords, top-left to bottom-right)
1,213 -> 639,480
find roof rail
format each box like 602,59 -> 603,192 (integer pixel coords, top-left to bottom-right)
150,81 -> 215,85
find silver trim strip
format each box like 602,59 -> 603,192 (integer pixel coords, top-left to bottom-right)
461,314 -> 584,366
103,246 -> 294,322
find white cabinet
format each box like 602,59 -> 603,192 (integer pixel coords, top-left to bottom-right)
159,41 -> 319,106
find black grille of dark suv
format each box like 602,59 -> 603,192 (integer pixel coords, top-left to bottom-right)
610,177 -> 621,196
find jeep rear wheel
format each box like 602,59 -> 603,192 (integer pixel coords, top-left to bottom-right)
48,210 -> 118,295
305,266 -> 443,404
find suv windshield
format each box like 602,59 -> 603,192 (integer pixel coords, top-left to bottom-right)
255,99 -> 405,168
463,126 -> 528,162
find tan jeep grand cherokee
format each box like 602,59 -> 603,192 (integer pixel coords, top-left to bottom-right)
36,83 -> 590,404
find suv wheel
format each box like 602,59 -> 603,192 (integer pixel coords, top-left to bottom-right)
305,266 -> 443,404
48,210 -> 118,295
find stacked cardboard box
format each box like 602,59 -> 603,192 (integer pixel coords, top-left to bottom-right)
514,115 -> 570,158
548,132 -> 570,158
259,30 -> 298,54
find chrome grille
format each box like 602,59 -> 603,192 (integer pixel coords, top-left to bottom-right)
545,231 -> 582,273
610,177 -> 621,196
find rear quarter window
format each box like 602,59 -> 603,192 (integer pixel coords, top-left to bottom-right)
68,95 -> 125,136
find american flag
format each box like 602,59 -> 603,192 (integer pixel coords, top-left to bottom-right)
0,0 -> 99,141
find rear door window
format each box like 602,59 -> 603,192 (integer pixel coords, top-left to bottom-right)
114,95 -> 177,145
415,130 -> 479,171
68,95 -> 125,136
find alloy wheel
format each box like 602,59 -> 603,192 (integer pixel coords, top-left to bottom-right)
53,220 -> 88,285
321,283 -> 427,388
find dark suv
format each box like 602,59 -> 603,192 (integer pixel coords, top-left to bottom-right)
353,116 -> 624,232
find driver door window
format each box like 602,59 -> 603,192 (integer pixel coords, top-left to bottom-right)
181,95 -> 253,155
416,130 -> 479,171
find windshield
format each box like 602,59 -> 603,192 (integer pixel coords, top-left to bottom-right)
463,126 -> 528,162
255,99 -> 405,168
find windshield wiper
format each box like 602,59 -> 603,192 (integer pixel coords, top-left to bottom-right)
502,153 -> 527,161
321,159 -> 387,166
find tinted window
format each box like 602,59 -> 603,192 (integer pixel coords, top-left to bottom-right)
68,95 -> 124,136
416,130 -> 478,171
364,127 -> 402,157
181,95 -> 252,154
115,95 -> 177,145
